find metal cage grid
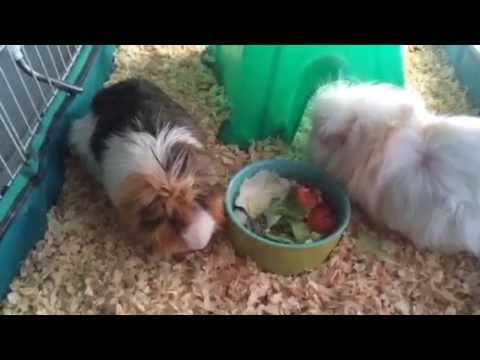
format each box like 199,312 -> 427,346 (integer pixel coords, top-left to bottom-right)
0,45 -> 83,198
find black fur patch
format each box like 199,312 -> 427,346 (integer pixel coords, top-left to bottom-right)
195,193 -> 209,210
165,142 -> 195,178
89,78 -> 201,163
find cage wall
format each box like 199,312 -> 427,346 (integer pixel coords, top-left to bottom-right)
0,45 -> 116,298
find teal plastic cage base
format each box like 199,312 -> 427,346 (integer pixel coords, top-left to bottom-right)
0,45 -> 116,299
446,45 -> 480,112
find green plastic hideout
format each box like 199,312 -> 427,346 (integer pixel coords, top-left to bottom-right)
204,45 -> 405,149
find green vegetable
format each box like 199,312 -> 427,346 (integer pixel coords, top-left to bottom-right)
237,173 -> 326,245
264,187 -> 304,222
261,187 -> 322,244
291,222 -> 317,243
265,231 -> 295,244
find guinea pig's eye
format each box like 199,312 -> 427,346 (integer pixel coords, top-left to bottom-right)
195,193 -> 208,209
323,133 -> 346,149
140,217 -> 164,231
169,209 -> 188,231
139,196 -> 165,231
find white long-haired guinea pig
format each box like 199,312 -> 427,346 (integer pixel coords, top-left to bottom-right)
309,80 -> 480,257
69,78 -> 226,258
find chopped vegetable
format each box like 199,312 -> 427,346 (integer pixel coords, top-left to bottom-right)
235,170 -> 291,219
234,170 -> 337,244
307,205 -> 336,234
296,185 -> 318,210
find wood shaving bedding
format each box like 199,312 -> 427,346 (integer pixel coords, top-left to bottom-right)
1,45 -> 479,315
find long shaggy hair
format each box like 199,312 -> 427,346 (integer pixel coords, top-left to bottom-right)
309,81 -> 480,257
69,78 -> 226,259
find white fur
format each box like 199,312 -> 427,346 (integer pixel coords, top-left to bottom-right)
310,81 -> 480,257
101,126 -> 202,206
181,208 -> 217,250
69,113 -> 102,182
69,115 -> 203,206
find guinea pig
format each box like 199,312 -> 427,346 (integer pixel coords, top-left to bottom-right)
69,78 -> 226,258
309,80 -> 480,257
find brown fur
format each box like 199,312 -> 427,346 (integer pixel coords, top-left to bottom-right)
117,169 -> 227,259
117,172 -> 199,259
202,186 -> 227,230
179,146 -> 219,188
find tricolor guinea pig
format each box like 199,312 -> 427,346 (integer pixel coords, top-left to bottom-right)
69,78 -> 226,258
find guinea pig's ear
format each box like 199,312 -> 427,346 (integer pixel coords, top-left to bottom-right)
317,115 -> 357,150
184,148 -> 217,186
395,103 -> 416,122
322,133 -> 347,149
165,143 -> 211,180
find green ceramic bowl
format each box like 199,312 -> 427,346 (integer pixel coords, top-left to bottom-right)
225,159 -> 351,275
